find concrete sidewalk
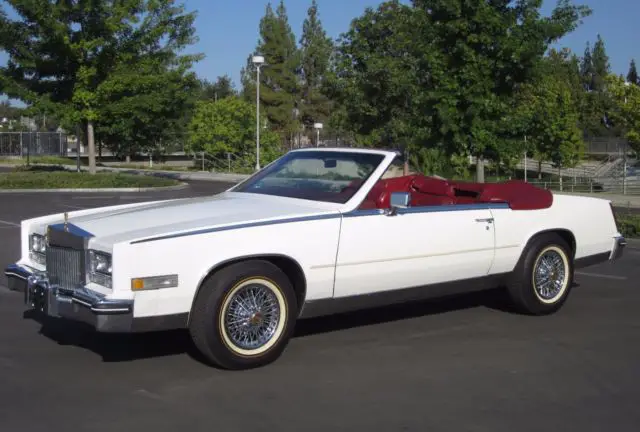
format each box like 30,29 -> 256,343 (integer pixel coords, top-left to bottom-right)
0,163 -> 250,184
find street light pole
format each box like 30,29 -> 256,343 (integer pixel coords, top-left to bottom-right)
252,55 -> 265,171
313,122 -> 323,147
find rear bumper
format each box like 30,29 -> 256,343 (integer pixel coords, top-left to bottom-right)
609,235 -> 626,261
568,235 -> 626,270
4,263 -> 187,333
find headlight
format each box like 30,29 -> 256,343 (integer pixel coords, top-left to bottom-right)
30,234 -> 46,254
89,250 -> 112,275
29,234 -> 46,265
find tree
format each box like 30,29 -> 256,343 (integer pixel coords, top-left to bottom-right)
326,1 -> 423,151
0,0 -> 201,173
298,0 -> 334,131
627,59 -> 639,86
412,0 -> 591,181
186,97 -> 282,168
198,75 -> 237,101
591,34 -> 610,92
241,1 -> 300,145
580,42 -> 595,91
607,74 -> 640,156
95,57 -> 200,160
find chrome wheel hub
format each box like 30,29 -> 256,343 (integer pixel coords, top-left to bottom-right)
224,283 -> 280,350
534,249 -> 566,300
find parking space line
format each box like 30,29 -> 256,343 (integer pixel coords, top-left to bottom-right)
575,271 -> 628,281
0,219 -> 19,227
57,204 -> 86,210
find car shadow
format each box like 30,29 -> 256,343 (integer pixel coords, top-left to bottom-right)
22,286 -> 564,366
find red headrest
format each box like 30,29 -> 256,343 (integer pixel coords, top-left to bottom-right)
412,176 -> 454,196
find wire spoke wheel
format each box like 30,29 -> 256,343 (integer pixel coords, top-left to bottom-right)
219,276 -> 287,357
224,284 -> 280,350
533,247 -> 568,303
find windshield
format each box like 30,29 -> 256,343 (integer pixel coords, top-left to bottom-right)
233,150 -> 386,203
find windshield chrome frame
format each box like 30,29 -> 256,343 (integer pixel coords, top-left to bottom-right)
225,148 -> 399,209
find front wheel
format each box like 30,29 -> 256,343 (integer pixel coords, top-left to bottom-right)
506,233 -> 574,315
188,260 -> 298,370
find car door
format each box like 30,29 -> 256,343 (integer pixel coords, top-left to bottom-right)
332,204 -> 497,298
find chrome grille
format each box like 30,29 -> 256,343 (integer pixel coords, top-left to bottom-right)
46,246 -> 86,290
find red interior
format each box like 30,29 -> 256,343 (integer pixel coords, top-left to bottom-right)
358,175 -> 553,211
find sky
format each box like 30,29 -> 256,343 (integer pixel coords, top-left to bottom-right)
1,0 -> 638,104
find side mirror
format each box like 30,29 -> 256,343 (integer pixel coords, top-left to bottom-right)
387,192 -> 410,216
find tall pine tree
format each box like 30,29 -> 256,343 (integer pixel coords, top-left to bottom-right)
241,1 -> 300,146
627,59 -> 639,85
298,0 -> 334,132
591,34 -> 610,92
580,42 -> 594,91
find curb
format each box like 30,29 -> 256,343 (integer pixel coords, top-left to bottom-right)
0,182 -> 189,193
626,238 -> 640,249
0,163 -> 250,183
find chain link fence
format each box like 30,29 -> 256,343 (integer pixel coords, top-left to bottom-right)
0,132 -> 69,157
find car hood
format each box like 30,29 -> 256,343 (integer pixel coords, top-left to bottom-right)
55,192 -> 341,247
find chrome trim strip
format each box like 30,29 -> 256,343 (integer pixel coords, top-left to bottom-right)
130,213 -> 342,244
71,287 -> 133,315
395,202 -> 509,214
343,209 -> 385,218
344,202 -> 509,218
130,202 -> 509,245
4,263 -> 34,280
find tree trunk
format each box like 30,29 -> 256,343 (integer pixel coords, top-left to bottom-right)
538,160 -> 542,180
475,156 -> 485,183
87,120 -> 96,174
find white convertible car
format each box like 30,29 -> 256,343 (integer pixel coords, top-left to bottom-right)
5,148 -> 626,369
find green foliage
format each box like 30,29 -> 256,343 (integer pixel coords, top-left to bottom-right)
328,0 -> 591,181
617,213 -> 640,238
0,169 -> 180,189
627,60 -> 639,86
240,1 -> 300,142
579,35 -> 616,136
186,97 -> 282,166
514,58 -> 585,170
298,0 -> 334,129
198,75 -> 237,101
0,0 -> 201,168
606,74 -> 640,156
325,1 -> 423,150
95,56 -> 200,158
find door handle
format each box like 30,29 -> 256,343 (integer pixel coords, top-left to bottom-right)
475,218 -> 494,223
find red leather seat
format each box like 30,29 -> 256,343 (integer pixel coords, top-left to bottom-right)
358,175 -> 553,211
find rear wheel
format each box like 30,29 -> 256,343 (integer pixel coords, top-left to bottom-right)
506,233 -> 574,315
189,260 -> 297,370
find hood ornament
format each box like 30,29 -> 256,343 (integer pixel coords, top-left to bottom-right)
63,212 -> 69,232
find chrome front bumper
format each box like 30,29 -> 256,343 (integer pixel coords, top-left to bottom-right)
5,263 -> 135,332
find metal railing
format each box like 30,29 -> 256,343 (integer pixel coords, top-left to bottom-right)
0,132 -> 69,157
528,177 -> 640,195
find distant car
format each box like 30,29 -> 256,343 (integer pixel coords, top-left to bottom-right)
5,148 -> 626,369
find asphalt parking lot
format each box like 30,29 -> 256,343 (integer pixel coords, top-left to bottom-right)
1,181 -> 639,432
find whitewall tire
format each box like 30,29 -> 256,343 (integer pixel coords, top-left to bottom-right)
506,233 -> 574,315
189,260 -> 298,370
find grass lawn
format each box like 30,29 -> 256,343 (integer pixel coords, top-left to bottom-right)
617,213 -> 640,238
0,166 -> 182,189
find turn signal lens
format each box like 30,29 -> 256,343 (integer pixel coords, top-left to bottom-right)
131,275 -> 178,291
